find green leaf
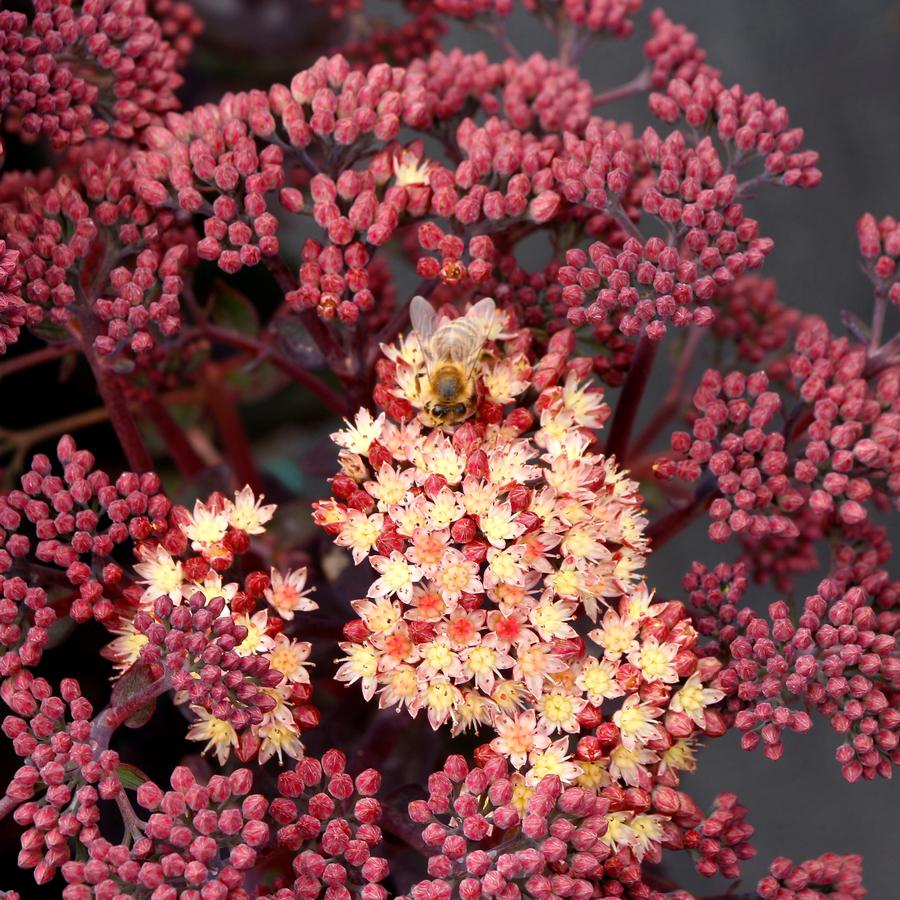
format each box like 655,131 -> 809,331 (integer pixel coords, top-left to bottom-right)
211,281 -> 260,336
29,320 -> 72,345
116,764 -> 149,790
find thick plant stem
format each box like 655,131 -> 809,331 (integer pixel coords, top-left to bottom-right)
90,675 -> 170,750
204,323 -> 348,414
0,344 -> 72,380
143,393 -> 206,478
204,364 -> 263,493
648,481 -> 719,549
631,326 -> 703,456
606,335 -> 658,463
592,68 -> 652,107
81,337 -> 153,472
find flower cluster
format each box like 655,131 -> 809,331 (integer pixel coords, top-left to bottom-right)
59,752 -> 388,899
0,0 -> 185,149
661,368 -> 797,541
1,672 -> 119,886
645,12 -> 821,191
105,485 -> 319,765
757,853 -> 866,900
685,561 -> 899,782
0,1 -> 889,897
0,435 -> 171,645
790,318 -> 900,518
857,212 -> 900,309
0,143 -> 193,357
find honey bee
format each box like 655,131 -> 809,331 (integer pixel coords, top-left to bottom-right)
409,295 -> 496,426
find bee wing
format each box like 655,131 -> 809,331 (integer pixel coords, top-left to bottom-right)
410,296 -> 439,374
439,298 -> 497,376
467,296 -> 496,326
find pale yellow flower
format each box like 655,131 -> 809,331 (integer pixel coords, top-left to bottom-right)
264,567 -> 317,620
187,708 -> 238,765
225,485 -> 275,534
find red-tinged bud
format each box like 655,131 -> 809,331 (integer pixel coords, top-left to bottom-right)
368,440 -> 392,471
504,407 -> 533,433
423,474 -> 448,499
294,704 -> 320,730
348,490 -> 375,514
508,484 -> 531,512
652,785 -> 681,815
640,681 -> 671,706
332,475 -> 357,500
576,736 -> 603,762
462,539 -> 488,564
529,190 -> 561,224
235,731 -> 260,764
596,722 -> 619,745
703,710 -> 728,737
224,528 -> 250,555
180,556 -> 208,583
230,591 -> 254,616
577,704 -> 603,730
452,422 -> 482,455
466,449 -> 489,478
407,620 -> 437,643
665,710 -> 694,738
623,787 -> 650,811
343,619 -> 370,642
673,650 -> 698,677
451,517 -> 476,544
245,571 -> 270,598
478,401 -> 504,425
552,636 -> 585,659
473,743 -> 500,769
616,662 -> 642,692
206,547 -> 234,573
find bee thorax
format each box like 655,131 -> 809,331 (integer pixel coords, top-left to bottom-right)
434,367 -> 464,401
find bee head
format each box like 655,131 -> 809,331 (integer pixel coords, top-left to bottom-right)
430,402 -> 469,422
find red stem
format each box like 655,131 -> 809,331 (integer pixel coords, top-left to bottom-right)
592,68 -> 652,107
80,338 -> 154,472
631,326 -> 703,456
0,344 -> 72,379
142,392 -> 206,478
204,323 -> 348,414
606,335 -> 658,463
90,675 -> 170,750
204,365 -> 264,493
648,481 -> 719,549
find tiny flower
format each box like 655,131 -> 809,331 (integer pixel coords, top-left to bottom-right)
267,634 -> 312,684
670,673 -> 726,726
525,737 -> 581,786
134,545 -> 185,605
332,409 -> 386,454
628,636 -> 679,683
369,551 -> 424,602
182,499 -> 230,550
393,149 -> 432,187
612,696 -> 664,750
187,707 -> 239,765
491,709 -> 550,768
234,610 -> 276,656
335,643 -> 380,701
225,485 -> 276,534
264,567 -> 317,620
